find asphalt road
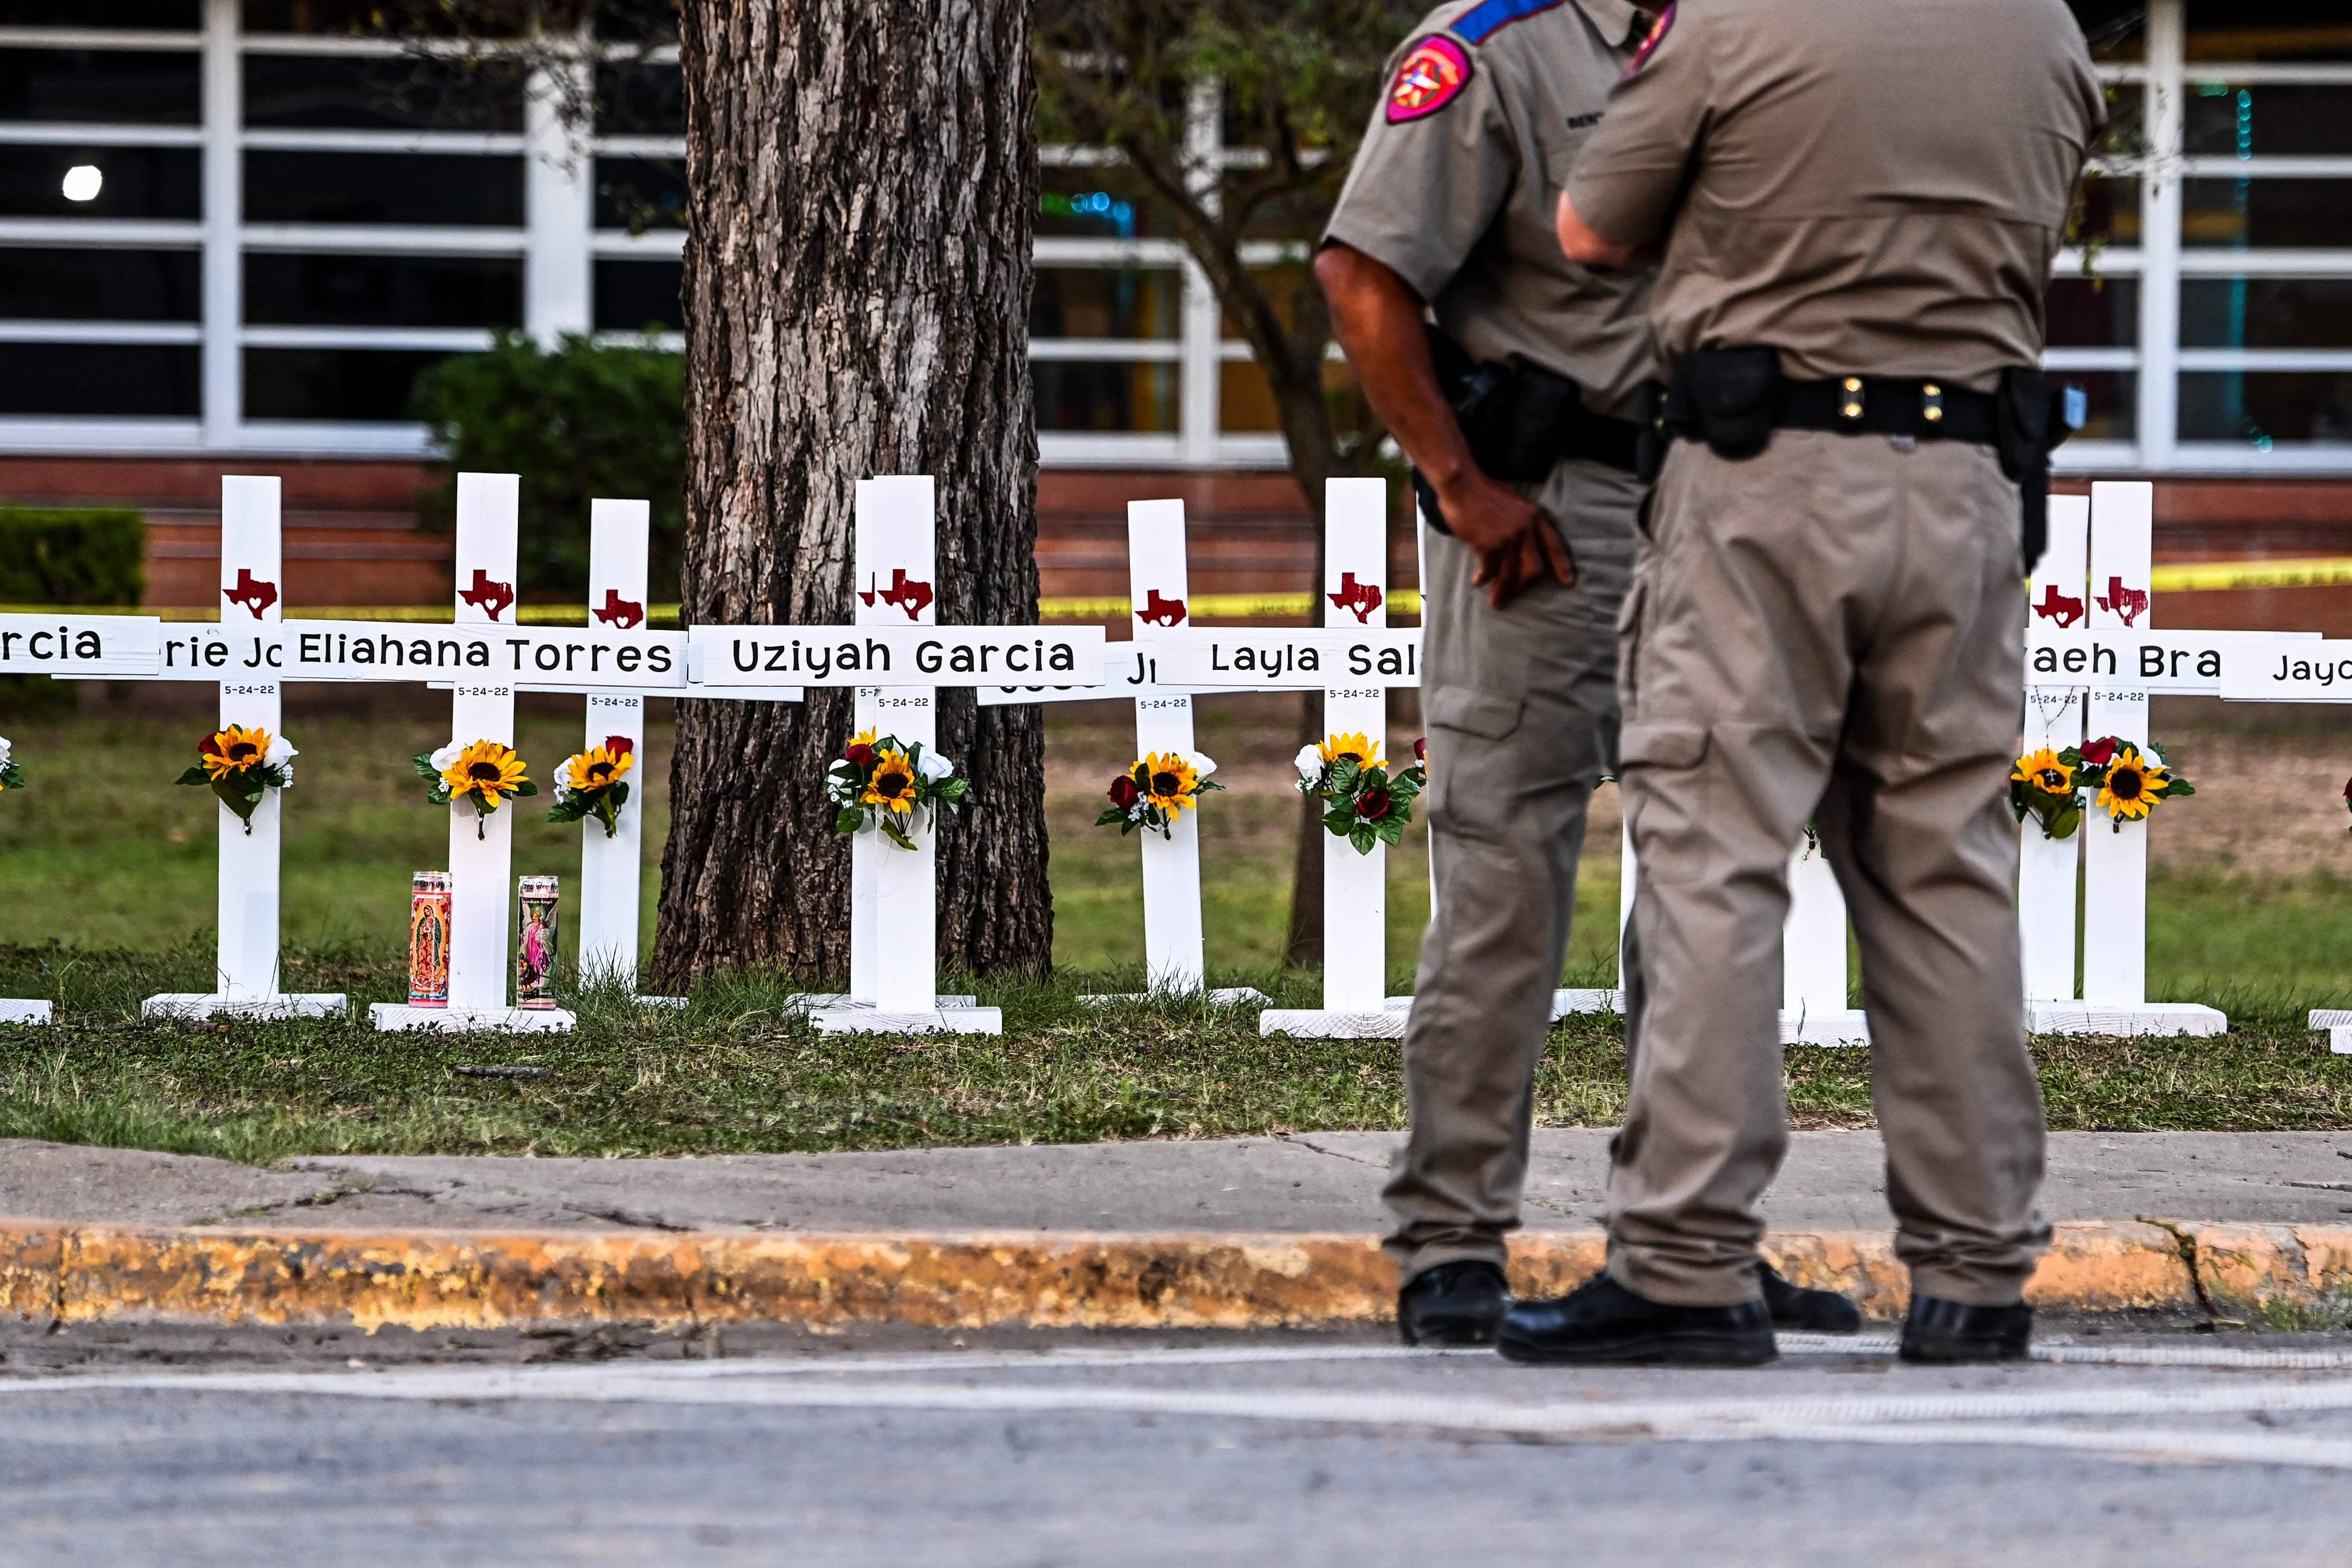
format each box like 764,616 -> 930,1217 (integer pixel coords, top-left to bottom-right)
8,1324 -> 2352,1566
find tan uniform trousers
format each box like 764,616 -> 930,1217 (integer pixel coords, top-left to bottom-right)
1608,431 -> 2050,1309
1382,457 -> 1639,1284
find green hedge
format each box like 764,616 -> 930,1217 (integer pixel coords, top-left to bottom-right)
0,507 -> 145,607
410,332 -> 685,601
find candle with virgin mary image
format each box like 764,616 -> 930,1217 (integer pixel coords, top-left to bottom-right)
516,875 -> 560,1010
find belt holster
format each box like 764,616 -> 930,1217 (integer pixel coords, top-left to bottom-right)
1420,327 -> 1642,535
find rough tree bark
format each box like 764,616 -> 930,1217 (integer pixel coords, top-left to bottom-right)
656,0 -> 1049,985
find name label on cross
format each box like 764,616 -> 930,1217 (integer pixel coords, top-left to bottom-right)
2026,628 -> 2301,695
1147,629 -> 1421,688
0,615 -> 160,675
686,625 -> 1105,687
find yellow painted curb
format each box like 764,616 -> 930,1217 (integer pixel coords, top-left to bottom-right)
0,1218 -> 2243,1333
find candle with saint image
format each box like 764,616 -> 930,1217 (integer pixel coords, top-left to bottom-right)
408,873 -> 452,1006
516,875 -> 560,1009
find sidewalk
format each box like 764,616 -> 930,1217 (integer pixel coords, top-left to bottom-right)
4,1131 -> 2351,1334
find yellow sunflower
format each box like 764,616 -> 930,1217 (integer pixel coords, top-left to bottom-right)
861,746 -> 918,815
2011,747 -> 2073,797
1139,751 -> 1201,815
443,740 -> 530,810
2096,744 -> 2167,822
563,745 -> 636,794
200,724 -> 273,780
1318,732 -> 1382,770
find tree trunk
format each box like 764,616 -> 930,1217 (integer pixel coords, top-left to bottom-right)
656,0 -> 1049,986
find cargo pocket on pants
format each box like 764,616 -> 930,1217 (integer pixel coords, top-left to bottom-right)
1424,686 -> 1526,844
1616,720 -> 1713,884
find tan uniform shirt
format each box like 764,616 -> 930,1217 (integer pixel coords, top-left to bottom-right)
1324,0 -> 1661,420
1565,0 -> 2105,392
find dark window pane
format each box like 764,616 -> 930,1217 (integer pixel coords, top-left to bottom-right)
1033,268 -> 1180,340
1033,361 -> 1178,432
595,63 -> 682,134
593,156 -> 685,232
244,54 -> 525,132
10,0 -> 197,22
0,342 -> 198,416
2046,277 -> 2139,348
0,248 -> 199,321
2186,5 -> 2352,64
1038,170 -> 1167,239
0,49 -> 200,124
2183,279 -> 2352,350
0,145 -> 199,220
591,1 -> 680,45
242,0 -> 477,33
244,151 -> 523,227
592,259 -> 681,332
2181,372 -> 2352,447
2059,370 -> 2136,443
244,253 -> 521,327
2184,178 -> 2352,248
245,347 -> 455,421
2187,83 -> 2352,157
2069,176 -> 2140,248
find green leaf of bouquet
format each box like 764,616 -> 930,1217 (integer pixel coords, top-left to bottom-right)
1348,824 -> 1377,855
833,806 -> 864,835
1095,807 -> 1127,828
880,818 -> 918,852
1375,815 -> 1406,846
175,766 -> 209,786
514,780 -> 539,797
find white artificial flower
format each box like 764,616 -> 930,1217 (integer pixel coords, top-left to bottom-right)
429,742 -> 464,772
917,751 -> 956,782
0,736 -> 11,765
552,776 -> 574,801
1294,743 -> 1323,782
264,734 -> 297,768
1187,751 -> 1218,780
278,763 -> 295,788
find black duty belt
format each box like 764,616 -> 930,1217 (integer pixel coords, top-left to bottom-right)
1768,376 -> 1999,445
1554,405 -> 1643,473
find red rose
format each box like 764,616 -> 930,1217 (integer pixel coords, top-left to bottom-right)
604,735 -> 634,756
1108,774 -> 1142,809
844,742 -> 876,770
1414,736 -> 1427,763
1356,786 -> 1393,822
2342,776 -> 2352,803
2080,737 -> 2119,766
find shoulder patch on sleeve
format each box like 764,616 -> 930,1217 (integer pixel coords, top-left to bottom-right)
1625,2 -> 1677,76
1387,35 -> 1475,124
1452,0 -> 1567,45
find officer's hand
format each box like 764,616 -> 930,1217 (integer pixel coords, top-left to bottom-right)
1437,471 -> 1578,607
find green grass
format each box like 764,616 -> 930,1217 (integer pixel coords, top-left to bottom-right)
4,950 -> 2350,1163
7,703 -> 2352,1160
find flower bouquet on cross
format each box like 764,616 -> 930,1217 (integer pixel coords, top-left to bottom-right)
1296,732 -> 1426,856
2078,735 -> 2192,831
0,735 -> 20,793
827,728 -> 967,851
1098,750 -> 1222,839
177,724 -> 296,835
417,739 -> 536,839
549,736 -> 635,838
2011,735 -> 2193,840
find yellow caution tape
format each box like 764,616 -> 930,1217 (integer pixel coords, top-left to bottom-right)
1038,590 -> 1423,621
2149,558 -> 2352,593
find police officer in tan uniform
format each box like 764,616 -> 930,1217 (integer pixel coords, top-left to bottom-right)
1316,0 -> 1855,1348
1503,0 -> 2104,1366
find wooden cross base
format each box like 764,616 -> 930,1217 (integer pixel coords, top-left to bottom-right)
145,993 -> 347,1021
811,1005 -> 1003,1037
1078,987 -> 1269,1008
369,1003 -> 578,1033
1259,1008 -> 1408,1040
2029,1002 -> 2226,1038
0,1001 -> 51,1026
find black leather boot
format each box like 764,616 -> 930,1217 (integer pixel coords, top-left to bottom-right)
1759,1262 -> 1862,1334
1397,1260 -> 1511,1347
1497,1273 -> 1776,1367
1899,1295 -> 2033,1364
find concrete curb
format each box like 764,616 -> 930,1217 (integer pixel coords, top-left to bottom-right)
1,1218 -> 2344,1334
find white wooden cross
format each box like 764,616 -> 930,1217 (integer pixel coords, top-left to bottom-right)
685,475 -> 1108,1035
142,477 -> 347,1021
1155,478 -> 1420,1039
2022,479 -> 2304,1038
978,497 -> 1266,1006
0,602 -> 160,1025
